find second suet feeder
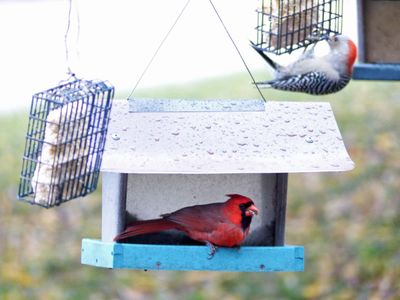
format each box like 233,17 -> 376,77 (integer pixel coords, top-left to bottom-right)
255,0 -> 343,54
18,78 -> 114,208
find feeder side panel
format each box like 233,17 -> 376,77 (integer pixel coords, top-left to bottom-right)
274,173 -> 288,246
356,0 -> 366,62
363,0 -> 400,63
102,172 -> 128,242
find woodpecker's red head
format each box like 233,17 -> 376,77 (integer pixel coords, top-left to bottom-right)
328,35 -> 357,74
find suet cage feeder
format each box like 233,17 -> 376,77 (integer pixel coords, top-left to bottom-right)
18,79 -> 114,208
352,0 -> 400,80
255,0 -> 343,55
81,98 -> 354,272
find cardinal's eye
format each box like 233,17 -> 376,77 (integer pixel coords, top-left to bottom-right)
239,204 -> 246,210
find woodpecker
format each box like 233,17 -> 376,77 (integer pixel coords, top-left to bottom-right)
251,35 -> 357,95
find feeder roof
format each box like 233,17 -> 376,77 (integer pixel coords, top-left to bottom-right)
101,99 -> 354,174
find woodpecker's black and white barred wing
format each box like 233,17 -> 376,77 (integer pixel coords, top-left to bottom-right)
255,72 -> 352,95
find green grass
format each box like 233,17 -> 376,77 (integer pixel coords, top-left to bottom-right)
1,74 -> 400,299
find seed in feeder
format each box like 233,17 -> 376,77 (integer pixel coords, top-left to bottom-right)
32,102 -> 91,205
261,0 -> 319,49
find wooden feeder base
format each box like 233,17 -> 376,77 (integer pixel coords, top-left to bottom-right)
81,239 -> 304,272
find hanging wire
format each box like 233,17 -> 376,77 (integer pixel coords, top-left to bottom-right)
128,0 -> 191,100
74,0 -> 81,59
128,0 -> 266,102
208,0 -> 266,102
64,0 -> 80,77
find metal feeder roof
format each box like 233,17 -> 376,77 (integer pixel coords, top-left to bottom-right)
101,99 -> 354,174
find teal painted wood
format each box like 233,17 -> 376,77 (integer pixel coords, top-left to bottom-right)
81,239 -> 304,272
353,63 -> 400,81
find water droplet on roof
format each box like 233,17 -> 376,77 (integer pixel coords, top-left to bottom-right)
305,136 -> 314,143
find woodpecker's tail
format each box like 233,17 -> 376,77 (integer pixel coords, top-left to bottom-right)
114,219 -> 178,241
250,41 -> 279,70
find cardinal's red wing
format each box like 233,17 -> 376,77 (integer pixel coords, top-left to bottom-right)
165,203 -> 226,233
165,202 -> 247,247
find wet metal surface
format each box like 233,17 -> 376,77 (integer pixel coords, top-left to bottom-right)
129,98 -> 266,112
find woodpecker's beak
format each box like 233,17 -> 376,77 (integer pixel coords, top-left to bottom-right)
328,34 -> 339,43
246,204 -> 259,216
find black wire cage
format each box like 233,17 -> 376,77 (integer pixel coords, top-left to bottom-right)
18,79 -> 114,208
255,0 -> 343,55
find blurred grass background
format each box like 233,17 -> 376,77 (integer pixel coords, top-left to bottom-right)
0,73 -> 399,299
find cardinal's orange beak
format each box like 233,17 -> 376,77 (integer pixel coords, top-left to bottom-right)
246,204 -> 259,216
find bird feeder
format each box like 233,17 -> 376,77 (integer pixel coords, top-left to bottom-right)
81,98 -> 354,272
18,79 -> 114,208
353,0 -> 400,80
255,0 -> 343,55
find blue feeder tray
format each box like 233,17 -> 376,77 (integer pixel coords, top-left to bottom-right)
81,239 -> 304,272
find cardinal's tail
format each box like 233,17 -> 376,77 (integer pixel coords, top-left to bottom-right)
114,219 -> 178,242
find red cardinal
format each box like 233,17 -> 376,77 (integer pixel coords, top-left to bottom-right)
114,194 -> 259,258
